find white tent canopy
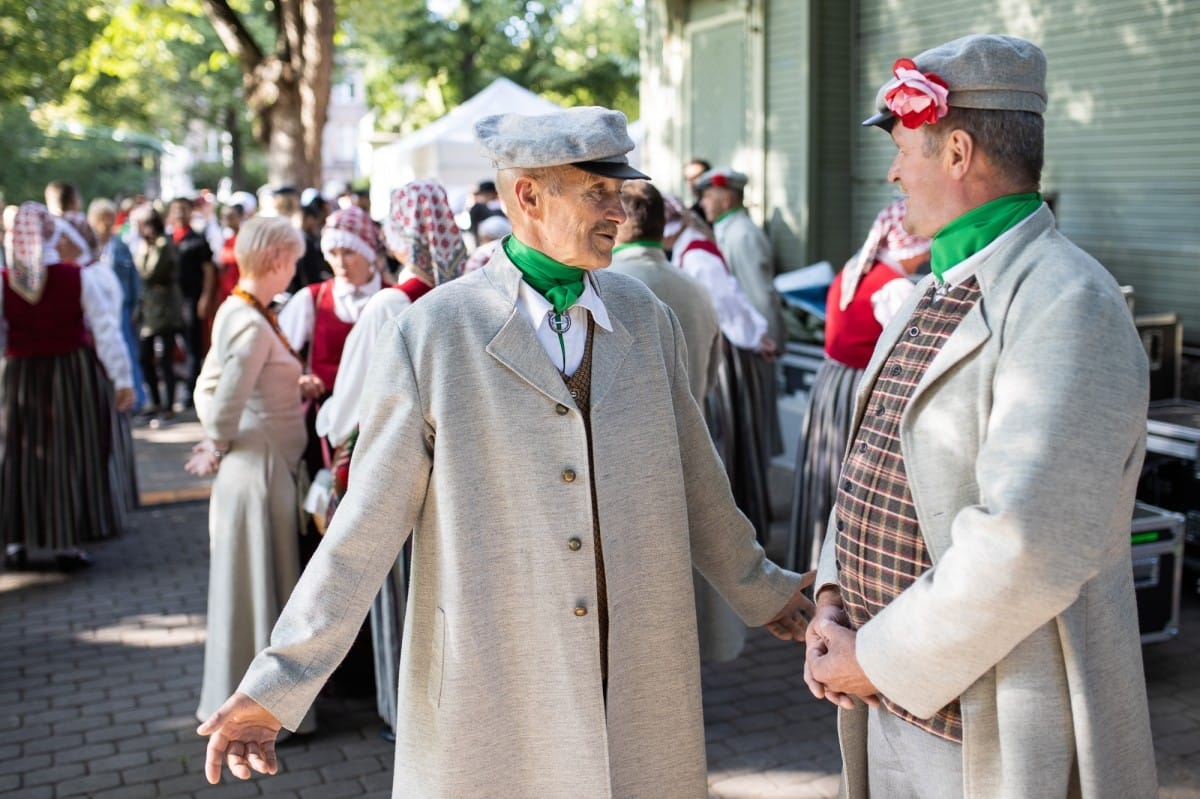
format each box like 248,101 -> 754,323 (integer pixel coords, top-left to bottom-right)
368,78 -> 562,214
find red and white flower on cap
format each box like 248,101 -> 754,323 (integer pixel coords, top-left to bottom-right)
883,58 -> 950,129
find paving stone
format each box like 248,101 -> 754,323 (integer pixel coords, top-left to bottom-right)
53,770 -> 123,797
20,761 -> 86,787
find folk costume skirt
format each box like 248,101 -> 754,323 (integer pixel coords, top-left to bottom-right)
0,347 -> 124,550
786,357 -> 863,571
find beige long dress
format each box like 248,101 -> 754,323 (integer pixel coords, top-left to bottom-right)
193,297 -> 313,732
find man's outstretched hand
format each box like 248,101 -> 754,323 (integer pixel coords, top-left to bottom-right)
196,692 -> 284,784
765,570 -> 816,640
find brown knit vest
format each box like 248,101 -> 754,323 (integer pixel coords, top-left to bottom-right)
562,317 -> 608,683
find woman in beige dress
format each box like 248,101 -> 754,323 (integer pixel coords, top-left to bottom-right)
186,217 -> 314,733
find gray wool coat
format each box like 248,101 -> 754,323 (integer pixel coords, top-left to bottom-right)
817,206 -> 1158,798
239,252 -> 803,798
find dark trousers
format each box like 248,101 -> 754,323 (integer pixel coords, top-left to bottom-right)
138,332 -> 178,409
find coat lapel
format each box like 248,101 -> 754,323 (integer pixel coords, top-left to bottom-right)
481,254 -> 574,405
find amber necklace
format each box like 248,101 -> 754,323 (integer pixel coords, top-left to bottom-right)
232,285 -> 304,364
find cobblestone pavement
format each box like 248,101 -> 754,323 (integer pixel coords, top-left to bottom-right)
0,412 -> 1196,798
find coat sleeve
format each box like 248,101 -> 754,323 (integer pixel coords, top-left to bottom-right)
237,319 -> 431,730
854,277 -> 1149,718
195,316 -> 274,445
665,307 -> 803,625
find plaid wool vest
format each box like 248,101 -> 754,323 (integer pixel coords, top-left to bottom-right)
834,276 -> 982,743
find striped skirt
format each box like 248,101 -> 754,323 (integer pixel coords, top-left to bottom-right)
0,347 -> 127,551
786,358 -> 863,571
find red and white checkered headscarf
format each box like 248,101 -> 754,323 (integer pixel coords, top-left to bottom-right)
4,202 -> 57,304
839,198 -> 931,311
384,180 -> 467,287
321,205 -> 380,264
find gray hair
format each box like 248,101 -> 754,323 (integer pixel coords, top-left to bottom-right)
923,107 -> 1044,191
235,216 -> 304,277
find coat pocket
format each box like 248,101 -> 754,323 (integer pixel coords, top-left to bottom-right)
429,606 -> 446,706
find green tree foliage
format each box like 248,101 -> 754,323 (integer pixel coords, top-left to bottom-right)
0,0 -> 104,107
343,0 -> 641,133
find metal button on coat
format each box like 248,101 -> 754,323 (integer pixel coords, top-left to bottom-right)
567,538 -> 582,551
555,403 -> 569,416
562,469 -> 576,483
574,606 -> 588,617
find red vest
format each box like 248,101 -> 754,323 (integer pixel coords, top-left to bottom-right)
678,237 -> 729,273
823,262 -> 906,369
395,276 -> 433,303
2,264 -> 88,358
307,280 -> 355,391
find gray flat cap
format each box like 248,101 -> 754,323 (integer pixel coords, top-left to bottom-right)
694,167 -> 748,193
864,34 -> 1047,128
475,106 -> 649,180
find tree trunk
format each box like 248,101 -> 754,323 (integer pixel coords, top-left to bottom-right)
224,104 -> 246,190
201,0 -> 334,191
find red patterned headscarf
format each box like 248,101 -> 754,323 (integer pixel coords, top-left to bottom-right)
4,202 -> 57,304
384,180 -> 467,286
838,198 -> 931,311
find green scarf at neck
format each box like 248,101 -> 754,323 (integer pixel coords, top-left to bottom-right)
503,235 -> 586,314
713,208 -> 743,226
930,192 -> 1042,279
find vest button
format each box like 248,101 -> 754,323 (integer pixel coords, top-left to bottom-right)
836,517 -> 845,531
574,606 -> 588,617
562,469 -> 576,483
908,326 -> 920,337
859,441 -> 868,453
567,538 -> 582,551
890,364 -> 902,376
555,403 -> 569,415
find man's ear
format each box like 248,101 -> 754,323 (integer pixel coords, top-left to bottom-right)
943,129 -> 975,180
511,175 -> 542,219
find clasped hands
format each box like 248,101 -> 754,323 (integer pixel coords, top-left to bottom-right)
802,589 -> 880,709
184,438 -> 223,477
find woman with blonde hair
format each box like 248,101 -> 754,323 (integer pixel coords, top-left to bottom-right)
186,216 -> 315,734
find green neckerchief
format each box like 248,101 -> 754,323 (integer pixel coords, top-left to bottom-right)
930,192 -> 1042,279
503,235 -> 586,314
713,208 -> 743,226
611,240 -> 664,255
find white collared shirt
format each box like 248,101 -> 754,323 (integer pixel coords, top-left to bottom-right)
515,273 -> 614,376
277,273 -> 383,351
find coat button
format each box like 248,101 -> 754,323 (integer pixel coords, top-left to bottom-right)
574,606 -> 588,617
562,469 -> 576,483
567,538 -> 582,551
555,403 -> 569,415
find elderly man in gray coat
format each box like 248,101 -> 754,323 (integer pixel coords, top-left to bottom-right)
803,35 -> 1157,798
198,106 -> 814,798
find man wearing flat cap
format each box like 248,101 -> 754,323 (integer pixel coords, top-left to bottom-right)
803,34 -> 1156,797
694,166 -> 787,535
197,105 -> 815,797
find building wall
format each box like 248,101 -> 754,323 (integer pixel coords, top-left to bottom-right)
645,0 -> 1200,342
853,0 -> 1200,339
